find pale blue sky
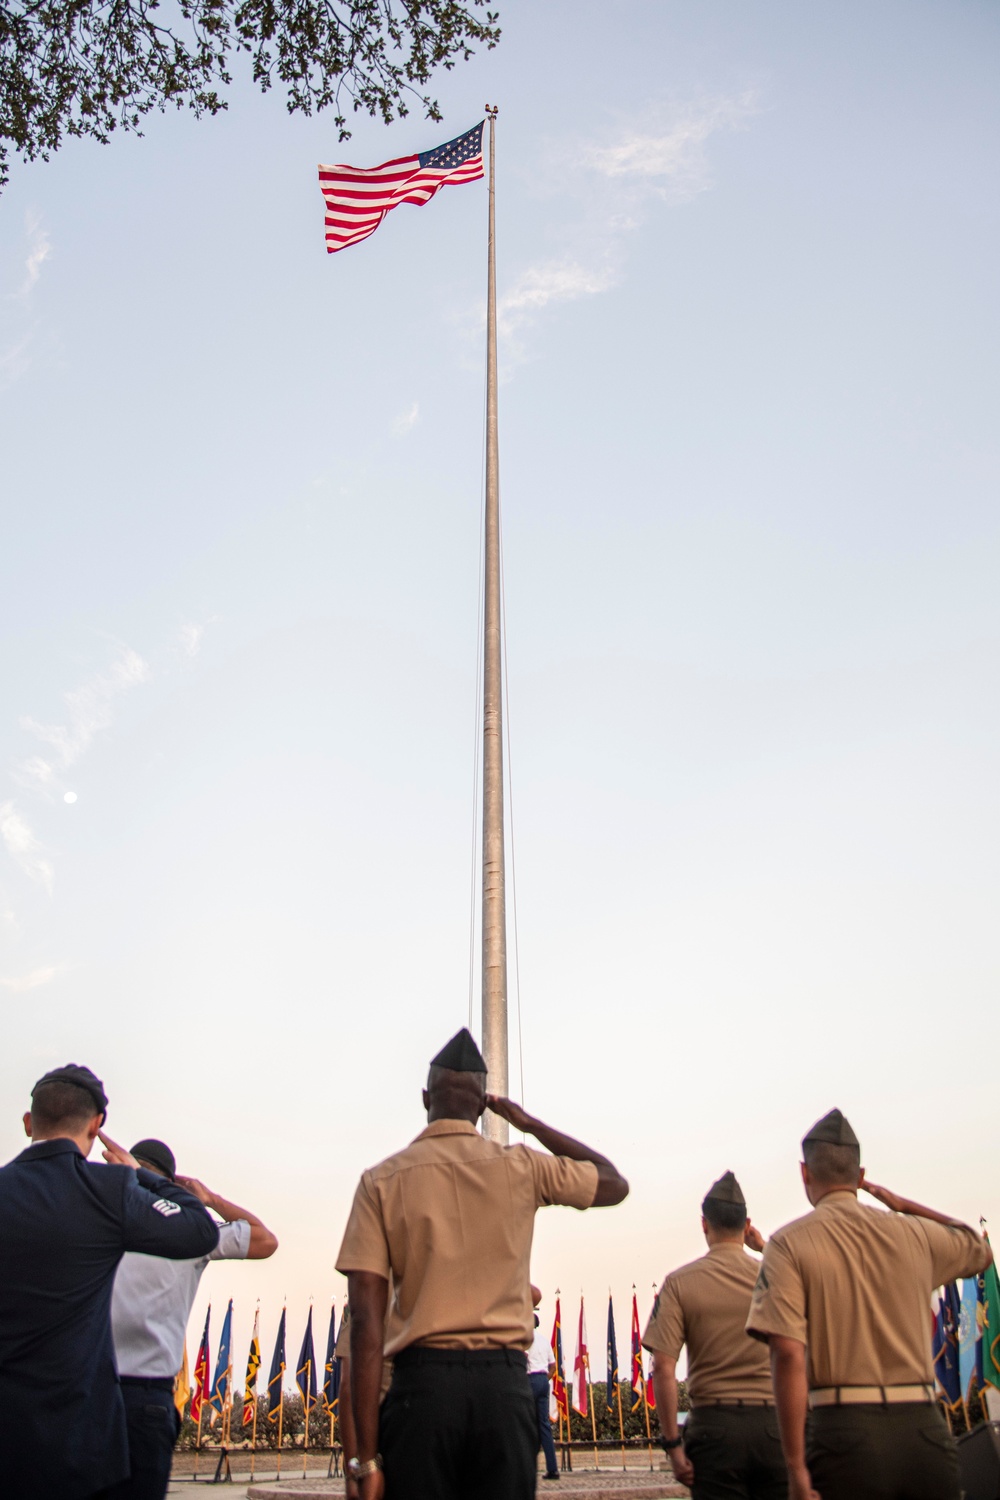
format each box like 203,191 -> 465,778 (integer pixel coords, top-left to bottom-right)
1,1 -> 998,1380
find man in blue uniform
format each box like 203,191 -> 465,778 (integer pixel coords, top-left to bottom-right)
0,1064 -> 220,1500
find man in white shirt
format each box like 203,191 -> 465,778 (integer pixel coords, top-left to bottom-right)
527,1285 -> 559,1483
108,1137 -> 278,1500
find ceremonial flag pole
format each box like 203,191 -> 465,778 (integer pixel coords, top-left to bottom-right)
267,1306 -> 287,1480
632,1289 -> 654,1471
479,102 -> 509,1141
607,1292 -> 625,1469
321,1302 -> 340,1476
191,1306 -> 211,1480
244,1304 -> 261,1479
573,1296 -> 598,1469
297,1304 -> 317,1477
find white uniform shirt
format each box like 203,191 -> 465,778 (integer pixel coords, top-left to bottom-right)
111,1219 -> 251,1377
527,1322 -> 553,1375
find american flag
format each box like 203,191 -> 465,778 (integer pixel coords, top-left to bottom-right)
318,122 -> 484,254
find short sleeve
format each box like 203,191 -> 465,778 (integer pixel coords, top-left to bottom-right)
745,1234 -> 806,1345
642,1277 -> 685,1359
209,1219 -> 252,1261
525,1150 -> 598,1210
918,1218 -> 992,1285
335,1173 -> 391,1278
334,1307 -> 351,1359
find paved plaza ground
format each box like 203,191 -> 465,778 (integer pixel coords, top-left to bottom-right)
167,1455 -> 688,1498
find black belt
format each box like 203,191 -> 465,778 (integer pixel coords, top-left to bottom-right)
694,1398 -> 775,1409
120,1375 -> 176,1392
394,1347 -> 527,1369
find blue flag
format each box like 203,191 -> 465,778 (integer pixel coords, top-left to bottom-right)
209,1299 -> 233,1416
296,1307 -> 318,1413
934,1284 -> 963,1410
267,1308 -> 286,1421
321,1305 -> 341,1416
606,1295 -> 619,1413
960,1278 -> 980,1400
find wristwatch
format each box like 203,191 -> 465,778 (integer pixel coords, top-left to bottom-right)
661,1436 -> 683,1451
347,1456 -> 383,1480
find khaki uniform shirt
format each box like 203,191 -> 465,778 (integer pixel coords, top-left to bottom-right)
335,1119 -> 598,1356
746,1191 -> 991,1387
643,1243 -> 772,1404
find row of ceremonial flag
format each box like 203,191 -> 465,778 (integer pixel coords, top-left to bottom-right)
182,1303 -> 342,1442
551,1292 -> 655,1432
933,1251 -> 1000,1417
175,1254 -> 1000,1445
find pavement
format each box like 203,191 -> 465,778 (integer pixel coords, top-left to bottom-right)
167,1467 -> 689,1498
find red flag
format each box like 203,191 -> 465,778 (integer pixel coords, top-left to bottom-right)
572,1297 -> 589,1417
190,1306 -> 211,1424
550,1298 -> 569,1424
630,1292 -> 644,1411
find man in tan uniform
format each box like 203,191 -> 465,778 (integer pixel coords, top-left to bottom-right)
336,1027 -> 628,1500
644,1171 -> 786,1500
746,1108 -> 992,1500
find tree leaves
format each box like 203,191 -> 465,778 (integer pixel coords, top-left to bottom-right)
0,0 -> 500,188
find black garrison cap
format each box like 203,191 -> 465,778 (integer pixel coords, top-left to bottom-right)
704,1170 -> 746,1208
32,1063 -> 108,1117
802,1108 -> 859,1149
431,1027 -> 487,1073
131,1138 -> 176,1180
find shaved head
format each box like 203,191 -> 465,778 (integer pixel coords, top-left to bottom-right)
423,1065 -> 487,1124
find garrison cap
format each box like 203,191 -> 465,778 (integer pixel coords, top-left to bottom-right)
431,1027 -> 487,1073
32,1063 -> 108,1118
704,1170 -> 746,1208
802,1108 -> 859,1150
131,1138 -> 176,1180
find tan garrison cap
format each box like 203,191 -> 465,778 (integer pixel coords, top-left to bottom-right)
704,1170 -> 746,1207
802,1108 -> 859,1149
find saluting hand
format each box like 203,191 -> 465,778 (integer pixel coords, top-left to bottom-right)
744,1221 -> 765,1254
485,1096 -> 535,1134
98,1132 -> 140,1169
861,1180 -> 903,1213
176,1175 -> 214,1207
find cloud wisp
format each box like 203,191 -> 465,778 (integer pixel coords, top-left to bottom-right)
0,963 -> 68,993
2,644 -> 151,893
0,803 -> 55,893
475,90 -> 758,363
1,210 -> 53,391
393,401 -> 420,437
15,646 -> 150,796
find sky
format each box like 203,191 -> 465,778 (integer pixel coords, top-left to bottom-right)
1,0 -> 998,1384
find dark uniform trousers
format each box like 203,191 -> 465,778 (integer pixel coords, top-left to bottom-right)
806,1404 -> 959,1500
683,1406 -> 788,1500
102,1377 -> 180,1500
380,1347 -> 537,1500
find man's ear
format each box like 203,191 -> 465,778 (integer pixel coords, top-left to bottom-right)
800,1161 -> 809,1188
857,1166 -> 866,1189
22,1111 -> 32,1139
422,1088 -> 430,1111
700,1215 -> 709,1236
85,1114 -> 102,1145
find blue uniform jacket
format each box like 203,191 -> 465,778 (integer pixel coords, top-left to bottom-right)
0,1138 -> 220,1499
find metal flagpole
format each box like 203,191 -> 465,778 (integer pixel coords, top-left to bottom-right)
480,103 -> 509,1144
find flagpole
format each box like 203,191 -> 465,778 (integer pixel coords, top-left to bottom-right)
480,102 -> 509,1142
586,1352 -> 599,1470
615,1380 -> 626,1470
303,1358 -> 310,1477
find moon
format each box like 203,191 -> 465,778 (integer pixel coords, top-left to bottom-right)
64,792 -> 77,804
